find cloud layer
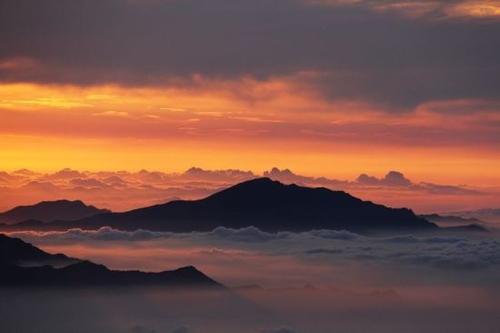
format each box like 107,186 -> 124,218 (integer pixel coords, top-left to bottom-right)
4,223 -> 500,333
9,225 -> 500,287
1,0 -> 500,109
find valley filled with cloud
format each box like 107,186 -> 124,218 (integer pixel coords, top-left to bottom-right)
4,225 -> 499,332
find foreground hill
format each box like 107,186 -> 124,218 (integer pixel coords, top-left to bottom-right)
0,200 -> 110,225
12,178 -> 436,233
0,234 -> 222,289
0,234 -> 78,268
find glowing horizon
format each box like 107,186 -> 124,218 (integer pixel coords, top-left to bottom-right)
1,0 -> 500,205
1,82 -> 499,187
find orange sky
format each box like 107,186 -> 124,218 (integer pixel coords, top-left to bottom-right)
0,82 -> 499,186
1,0 -> 500,193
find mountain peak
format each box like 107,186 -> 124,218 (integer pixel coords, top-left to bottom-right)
175,265 -> 200,272
231,177 -> 278,187
207,177 -> 296,201
157,178 -> 435,233
2,179 -> 437,234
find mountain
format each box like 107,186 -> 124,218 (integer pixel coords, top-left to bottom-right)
440,224 -> 488,233
420,214 -> 483,225
0,262 -> 222,288
15,178 -> 436,233
420,214 -> 488,232
0,234 -> 222,288
0,200 -> 110,225
0,233 -> 77,268
445,208 -> 500,223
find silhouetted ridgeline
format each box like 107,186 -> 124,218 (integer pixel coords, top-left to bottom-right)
3,178 -> 437,233
420,214 -> 482,224
0,234 -> 222,289
0,200 -> 110,225
0,233 -> 77,268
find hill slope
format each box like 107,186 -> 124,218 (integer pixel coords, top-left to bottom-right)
0,233 -> 77,267
0,234 -> 222,288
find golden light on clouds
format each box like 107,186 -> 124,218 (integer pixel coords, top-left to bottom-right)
447,1 -> 500,18
0,0 -> 499,215
0,79 -> 499,186
309,0 -> 500,19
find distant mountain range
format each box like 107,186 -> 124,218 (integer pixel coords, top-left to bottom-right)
2,178 -> 437,233
445,208 -> 500,223
0,234 -> 222,288
0,200 -> 110,225
420,214 -> 483,225
419,210 -> 498,231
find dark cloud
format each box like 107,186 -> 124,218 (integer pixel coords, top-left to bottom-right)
304,248 -> 343,255
1,0 -> 500,109
418,99 -> 500,115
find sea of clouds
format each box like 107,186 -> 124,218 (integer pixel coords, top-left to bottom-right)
8,226 -> 500,288
3,226 -> 500,333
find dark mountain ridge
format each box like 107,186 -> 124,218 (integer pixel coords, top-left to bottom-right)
0,234 -> 222,289
0,233 -> 77,267
420,213 -> 483,225
0,262 -> 221,288
10,178 -> 436,233
0,200 -> 110,225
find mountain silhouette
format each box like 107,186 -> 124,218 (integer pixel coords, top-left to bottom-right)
0,233 -> 77,267
0,200 -> 110,225
0,234 -> 222,288
420,213 -> 483,225
440,224 -> 488,233
14,178 -> 436,233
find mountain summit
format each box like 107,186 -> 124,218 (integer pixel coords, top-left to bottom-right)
18,178 -> 436,233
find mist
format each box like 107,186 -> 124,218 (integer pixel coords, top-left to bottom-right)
3,226 -> 499,332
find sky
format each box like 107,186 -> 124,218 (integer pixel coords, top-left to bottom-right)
2,4 -> 500,330
1,0 -> 500,189
1,167 -> 498,213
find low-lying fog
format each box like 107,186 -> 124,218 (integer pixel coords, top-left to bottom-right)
3,227 -> 500,333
